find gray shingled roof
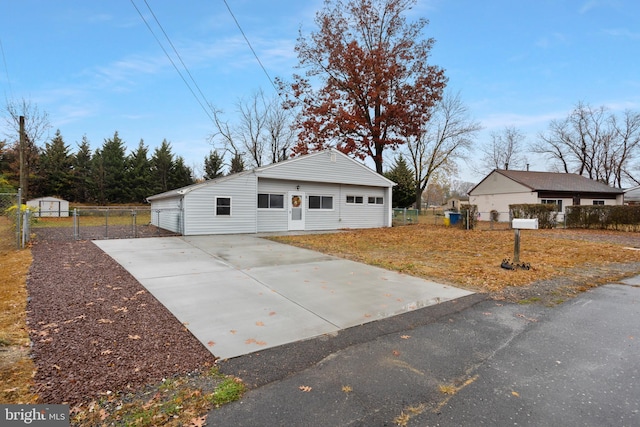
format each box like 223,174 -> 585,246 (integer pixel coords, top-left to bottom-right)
496,169 -> 623,194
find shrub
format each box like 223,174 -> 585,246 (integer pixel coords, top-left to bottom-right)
509,204 -> 558,229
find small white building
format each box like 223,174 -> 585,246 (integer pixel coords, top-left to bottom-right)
469,169 -> 624,221
147,149 -> 395,235
27,196 -> 70,217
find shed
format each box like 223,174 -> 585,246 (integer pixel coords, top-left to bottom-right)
469,169 -> 624,221
27,196 -> 70,217
147,149 -> 395,235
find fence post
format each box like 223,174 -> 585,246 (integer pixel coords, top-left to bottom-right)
132,209 -> 137,238
15,188 -> 22,249
73,208 -> 79,240
21,208 -> 30,248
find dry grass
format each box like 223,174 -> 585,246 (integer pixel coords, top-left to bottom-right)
33,211 -> 152,228
272,224 -> 640,293
0,217 -> 38,404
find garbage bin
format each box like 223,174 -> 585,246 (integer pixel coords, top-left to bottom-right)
444,211 -> 450,226
449,212 -> 461,225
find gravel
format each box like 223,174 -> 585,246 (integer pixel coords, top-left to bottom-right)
27,228 -> 217,406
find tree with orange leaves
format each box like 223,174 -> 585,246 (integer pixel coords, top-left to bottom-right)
279,0 -> 447,174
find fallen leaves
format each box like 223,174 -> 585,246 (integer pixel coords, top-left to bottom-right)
207,341 -> 216,347
245,338 -> 267,346
341,385 -> 353,393
298,385 -> 312,392
97,318 -> 113,324
400,335 -> 411,339
128,335 -> 141,340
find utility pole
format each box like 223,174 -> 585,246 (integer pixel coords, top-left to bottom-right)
19,115 -> 26,204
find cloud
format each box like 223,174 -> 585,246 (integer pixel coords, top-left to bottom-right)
535,32 -> 569,49
602,28 -> 640,40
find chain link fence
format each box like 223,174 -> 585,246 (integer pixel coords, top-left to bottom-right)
1,190 -> 24,248
32,207 -> 181,242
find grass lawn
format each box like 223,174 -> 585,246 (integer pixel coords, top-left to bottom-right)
271,223 -> 640,295
0,218 -> 37,404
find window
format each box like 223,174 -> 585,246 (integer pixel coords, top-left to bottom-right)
258,193 -> 284,209
215,197 -> 231,216
346,195 -> 364,204
541,199 -> 562,211
593,200 -> 605,205
309,195 -> 333,210
368,196 -> 384,205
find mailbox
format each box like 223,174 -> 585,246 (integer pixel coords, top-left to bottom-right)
512,218 -> 538,230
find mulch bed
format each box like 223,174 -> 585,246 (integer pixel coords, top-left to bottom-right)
27,228 -> 217,406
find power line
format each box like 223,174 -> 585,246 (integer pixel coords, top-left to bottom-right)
222,0 -> 280,96
141,0 -> 215,117
0,38 -> 14,100
129,0 -> 215,123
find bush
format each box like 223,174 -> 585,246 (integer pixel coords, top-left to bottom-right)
509,204 -> 558,229
459,205 -> 478,229
565,205 -> 640,230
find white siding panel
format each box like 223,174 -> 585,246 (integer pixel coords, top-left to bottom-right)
471,192 -> 537,222
257,179 -> 291,232
183,174 -> 258,235
149,197 -> 182,233
257,150 -> 393,187
471,171 -> 531,195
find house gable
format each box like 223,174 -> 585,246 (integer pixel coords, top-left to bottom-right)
255,149 -> 394,188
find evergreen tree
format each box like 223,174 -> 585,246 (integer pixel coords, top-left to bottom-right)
170,156 -> 194,189
150,139 -> 174,193
126,140 -> 152,203
71,136 -> 93,203
92,131 -> 127,203
384,154 -> 416,208
38,130 -> 73,199
204,150 -> 224,180
229,152 -> 245,174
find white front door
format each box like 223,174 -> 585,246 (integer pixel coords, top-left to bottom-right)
288,192 -> 305,231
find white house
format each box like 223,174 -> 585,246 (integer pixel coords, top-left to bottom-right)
469,169 -> 624,221
624,185 -> 640,205
146,149 -> 395,235
27,196 -> 70,217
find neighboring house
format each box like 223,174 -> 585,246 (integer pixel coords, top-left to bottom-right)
27,196 -> 70,217
469,169 -> 624,221
147,149 -> 395,235
624,185 -> 640,205
445,196 -> 469,211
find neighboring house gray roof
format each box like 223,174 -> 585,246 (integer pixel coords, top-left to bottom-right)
481,169 -> 624,194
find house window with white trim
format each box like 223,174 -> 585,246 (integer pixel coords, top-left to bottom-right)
258,193 -> 284,209
593,200 -> 605,205
309,195 -> 333,210
346,195 -> 364,204
541,199 -> 562,211
215,197 -> 231,216
368,196 -> 384,205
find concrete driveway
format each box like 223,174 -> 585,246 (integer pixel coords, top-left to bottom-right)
94,235 -> 473,359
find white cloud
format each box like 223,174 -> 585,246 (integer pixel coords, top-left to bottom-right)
602,28 -> 640,39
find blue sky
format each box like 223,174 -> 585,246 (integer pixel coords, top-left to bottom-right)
1,0 -> 638,182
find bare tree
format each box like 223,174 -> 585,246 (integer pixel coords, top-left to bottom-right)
209,90 -> 295,170
2,98 -> 51,200
533,102 -> 640,187
403,91 -> 481,211
479,126 -> 527,172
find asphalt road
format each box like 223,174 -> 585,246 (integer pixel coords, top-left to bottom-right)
213,281 -> 640,426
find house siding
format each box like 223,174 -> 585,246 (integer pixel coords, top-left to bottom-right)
183,173 -> 257,235
256,179 -> 389,232
150,196 -> 182,233
148,149 -> 394,235
257,150 -> 392,187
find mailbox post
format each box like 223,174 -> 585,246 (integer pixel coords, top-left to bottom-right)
511,218 -> 538,262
